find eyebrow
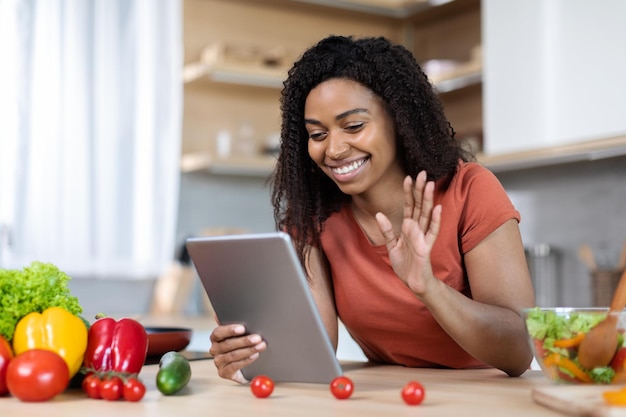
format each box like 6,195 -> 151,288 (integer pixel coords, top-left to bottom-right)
304,108 -> 369,126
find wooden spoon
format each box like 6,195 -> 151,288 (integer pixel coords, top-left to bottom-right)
578,244 -> 597,271
578,267 -> 626,369
618,239 -> 626,271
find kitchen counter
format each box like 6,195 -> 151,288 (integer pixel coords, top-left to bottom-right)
1,359 -> 563,416
1,313 -> 613,416
1,329 -> 568,417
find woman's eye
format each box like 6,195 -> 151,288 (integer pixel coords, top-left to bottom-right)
308,131 -> 327,141
345,122 -> 365,132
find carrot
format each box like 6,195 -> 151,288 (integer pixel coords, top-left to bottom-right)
603,388 -> 626,406
544,353 -> 593,383
553,332 -> 585,348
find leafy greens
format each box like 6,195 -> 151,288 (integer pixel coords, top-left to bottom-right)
0,261 -> 83,341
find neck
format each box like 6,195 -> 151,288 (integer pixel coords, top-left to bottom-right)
350,180 -> 405,234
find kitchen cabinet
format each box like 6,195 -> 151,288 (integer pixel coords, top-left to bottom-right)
181,0 -> 483,176
183,0 -> 626,177
482,0 -> 626,157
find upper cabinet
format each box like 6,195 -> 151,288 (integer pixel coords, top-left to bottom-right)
482,0 -> 626,157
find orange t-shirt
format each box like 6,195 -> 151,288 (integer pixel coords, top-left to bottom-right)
320,161 -> 520,368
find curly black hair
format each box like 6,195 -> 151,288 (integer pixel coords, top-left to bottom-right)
271,35 -> 474,264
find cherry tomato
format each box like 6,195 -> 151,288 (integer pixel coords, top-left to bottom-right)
82,374 -> 102,399
100,376 -> 123,401
0,335 -> 13,396
611,347 -> 626,372
123,377 -> 146,402
330,376 -> 354,400
6,349 -> 69,402
401,380 -> 425,406
250,375 -> 274,398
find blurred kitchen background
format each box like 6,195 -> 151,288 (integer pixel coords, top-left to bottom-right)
1,0 -> 626,328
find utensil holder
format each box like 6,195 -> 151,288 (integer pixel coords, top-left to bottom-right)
526,243 -> 561,307
592,269 -> 625,307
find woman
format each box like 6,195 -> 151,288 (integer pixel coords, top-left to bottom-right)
210,35 -> 534,383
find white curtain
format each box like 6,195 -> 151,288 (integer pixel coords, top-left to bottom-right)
0,0 -> 183,279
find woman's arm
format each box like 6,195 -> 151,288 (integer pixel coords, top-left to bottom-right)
376,172 -> 534,376
420,219 -> 534,376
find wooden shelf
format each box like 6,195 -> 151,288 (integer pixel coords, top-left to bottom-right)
287,0 -> 432,18
181,135 -> 626,178
185,60 -> 480,94
181,153 -> 276,177
184,60 -> 287,89
284,0 -> 478,19
434,70 -> 481,93
479,134 -> 626,173
201,62 -> 286,89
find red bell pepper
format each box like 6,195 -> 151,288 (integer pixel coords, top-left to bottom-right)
83,317 -> 148,375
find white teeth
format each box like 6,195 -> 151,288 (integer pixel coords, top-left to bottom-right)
332,159 -> 365,175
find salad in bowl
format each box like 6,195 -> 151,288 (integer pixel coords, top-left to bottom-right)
524,307 -> 626,384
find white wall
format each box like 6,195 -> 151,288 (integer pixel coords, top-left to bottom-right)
483,0 -> 626,155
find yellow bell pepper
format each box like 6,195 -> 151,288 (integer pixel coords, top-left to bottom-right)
12,306 -> 88,377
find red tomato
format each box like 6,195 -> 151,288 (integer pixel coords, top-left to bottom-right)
82,374 -> 102,399
6,349 -> 69,402
533,339 -> 547,358
100,376 -> 123,401
401,380 -> 425,406
330,376 -> 354,400
250,375 -> 274,398
610,347 -> 626,372
123,377 -> 146,402
0,335 -> 13,396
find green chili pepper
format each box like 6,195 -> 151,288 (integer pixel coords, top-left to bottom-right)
156,351 -> 192,395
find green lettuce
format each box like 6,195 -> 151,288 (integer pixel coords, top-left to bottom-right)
525,307 -> 615,383
0,261 -> 83,341
526,307 -> 606,343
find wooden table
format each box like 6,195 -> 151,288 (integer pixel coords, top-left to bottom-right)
0,313 -> 573,416
1,357 -> 565,416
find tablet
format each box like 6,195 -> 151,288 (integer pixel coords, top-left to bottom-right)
186,231 -> 343,383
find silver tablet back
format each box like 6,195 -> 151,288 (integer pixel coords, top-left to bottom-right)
186,231 -> 343,383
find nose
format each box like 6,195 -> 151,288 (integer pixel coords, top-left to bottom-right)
325,133 -> 350,160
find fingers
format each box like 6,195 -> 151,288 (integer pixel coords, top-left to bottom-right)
403,175 -> 415,220
406,171 -> 434,232
399,171 -> 439,230
375,211 -> 396,252
210,323 -> 245,343
425,204 -> 442,246
418,179 -> 435,231
209,324 -> 267,383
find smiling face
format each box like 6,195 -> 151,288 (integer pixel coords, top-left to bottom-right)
305,78 -> 404,197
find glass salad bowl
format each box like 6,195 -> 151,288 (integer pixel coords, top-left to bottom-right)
523,307 -> 626,384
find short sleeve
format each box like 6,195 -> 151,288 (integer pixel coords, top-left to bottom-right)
450,163 -> 520,254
